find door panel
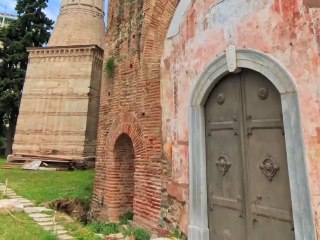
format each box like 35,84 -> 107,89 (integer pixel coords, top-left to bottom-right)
206,74 -> 246,240
243,71 -> 294,239
205,69 -> 294,240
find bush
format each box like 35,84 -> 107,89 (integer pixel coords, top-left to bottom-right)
169,228 -> 186,239
119,210 -> 133,225
87,222 -> 120,235
105,57 -> 116,77
123,227 -> 150,240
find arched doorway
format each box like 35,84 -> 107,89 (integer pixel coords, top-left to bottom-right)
205,69 -> 294,239
111,133 -> 135,221
188,49 -> 315,240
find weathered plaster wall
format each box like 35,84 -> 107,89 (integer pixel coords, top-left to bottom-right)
161,0 -> 320,235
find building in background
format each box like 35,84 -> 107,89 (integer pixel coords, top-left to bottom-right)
7,0 -> 105,169
0,12 -> 17,28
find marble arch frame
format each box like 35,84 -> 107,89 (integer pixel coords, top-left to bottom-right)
188,48 -> 315,240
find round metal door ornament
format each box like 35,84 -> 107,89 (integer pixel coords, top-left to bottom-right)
258,87 -> 268,100
259,154 -> 279,181
217,93 -> 225,105
216,154 -> 231,176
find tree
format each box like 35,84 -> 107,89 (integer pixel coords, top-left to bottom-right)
0,0 -> 54,156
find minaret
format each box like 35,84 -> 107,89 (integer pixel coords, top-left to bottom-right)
49,0 -> 105,48
9,0 -> 105,168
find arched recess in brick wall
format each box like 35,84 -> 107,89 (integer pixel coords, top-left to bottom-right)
110,133 -> 135,221
103,112 -> 149,225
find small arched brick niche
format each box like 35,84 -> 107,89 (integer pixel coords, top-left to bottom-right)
110,133 -> 135,221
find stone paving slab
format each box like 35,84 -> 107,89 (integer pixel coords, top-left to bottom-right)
43,225 -> 65,231
1,183 -> 75,240
33,217 -> 53,222
29,213 -> 52,218
18,199 -> 33,203
6,190 -> 15,193
56,230 -> 68,235
59,235 -> 74,240
6,193 -> 17,196
38,221 -> 55,226
24,207 -> 53,214
0,199 -> 24,212
21,202 -> 34,207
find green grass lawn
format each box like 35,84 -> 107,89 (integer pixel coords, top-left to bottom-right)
56,213 -> 101,240
0,213 -> 58,240
0,158 -> 95,205
0,158 -> 100,239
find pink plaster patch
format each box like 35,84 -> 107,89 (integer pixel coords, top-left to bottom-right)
187,10 -> 196,40
167,181 -> 188,202
273,0 -> 281,13
273,0 -> 299,17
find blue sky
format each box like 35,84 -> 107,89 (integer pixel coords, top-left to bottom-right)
0,0 -> 108,22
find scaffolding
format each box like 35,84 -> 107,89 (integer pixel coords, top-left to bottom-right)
0,12 -> 17,28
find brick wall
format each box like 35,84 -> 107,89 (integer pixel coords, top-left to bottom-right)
91,0 -> 180,232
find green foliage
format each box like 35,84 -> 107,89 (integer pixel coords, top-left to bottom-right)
119,210 -> 134,225
0,137 -> 5,148
105,57 -> 116,77
0,213 -> 58,240
0,0 -> 54,153
58,216 -> 101,240
87,222 -> 120,235
169,228 -> 186,239
123,227 -> 151,240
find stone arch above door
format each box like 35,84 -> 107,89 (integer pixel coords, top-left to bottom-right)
188,48 -> 315,240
